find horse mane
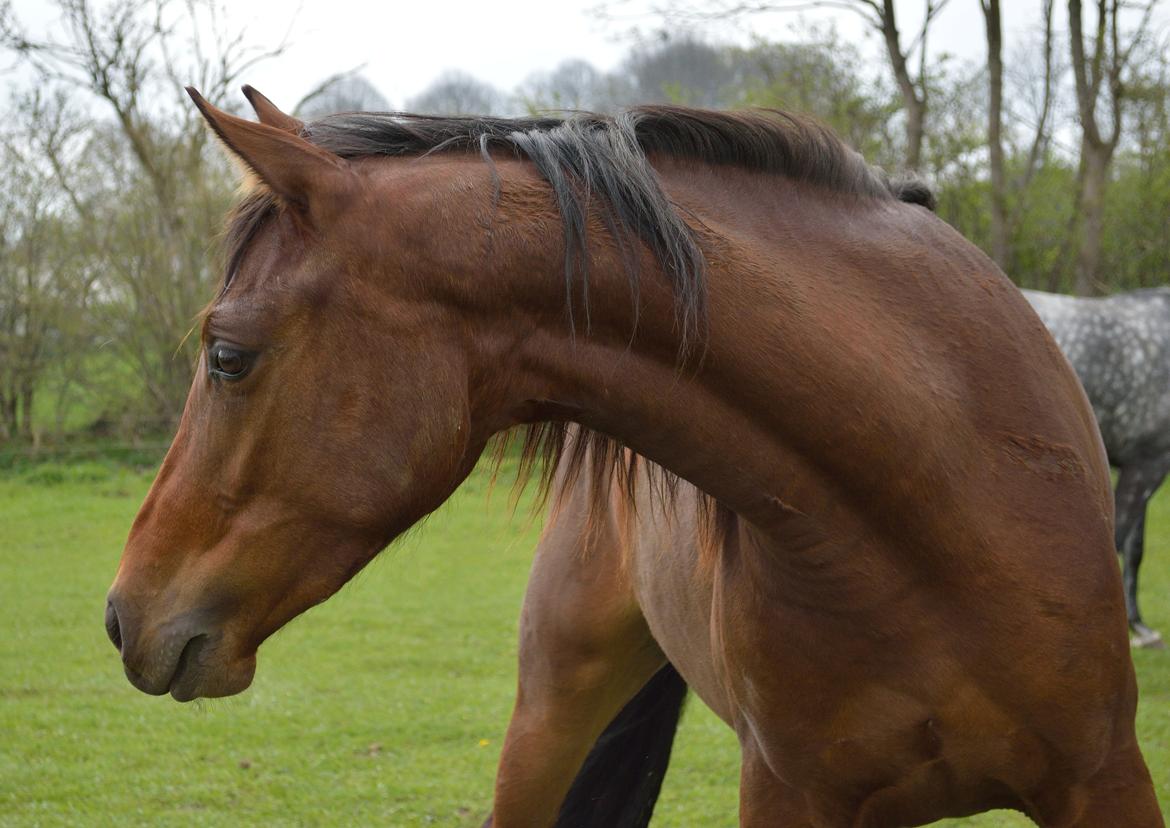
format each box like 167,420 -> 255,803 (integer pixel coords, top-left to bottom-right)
219,105 -> 935,543
303,107 -> 930,336
223,106 -> 933,333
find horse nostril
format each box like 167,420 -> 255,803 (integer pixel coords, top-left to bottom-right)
105,599 -> 123,652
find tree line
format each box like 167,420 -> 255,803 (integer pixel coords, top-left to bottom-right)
0,0 -> 1166,444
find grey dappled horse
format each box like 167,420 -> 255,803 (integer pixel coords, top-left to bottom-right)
1025,288 -> 1170,647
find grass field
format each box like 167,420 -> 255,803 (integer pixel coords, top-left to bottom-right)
1,461 -> 1167,826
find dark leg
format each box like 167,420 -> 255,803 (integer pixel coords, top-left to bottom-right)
1121,510 -> 1157,644
555,664 -> 688,828
1114,464 -> 1166,648
482,666 -> 688,828
487,472 -> 677,828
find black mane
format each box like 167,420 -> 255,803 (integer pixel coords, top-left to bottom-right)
224,106 -> 933,348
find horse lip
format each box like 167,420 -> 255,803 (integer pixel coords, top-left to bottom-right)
120,629 -> 212,699
122,661 -> 170,697
167,634 -> 211,702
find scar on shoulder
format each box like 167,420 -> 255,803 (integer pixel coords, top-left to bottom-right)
997,433 -> 1086,480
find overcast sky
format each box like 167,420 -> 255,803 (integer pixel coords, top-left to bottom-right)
6,0 -> 1169,112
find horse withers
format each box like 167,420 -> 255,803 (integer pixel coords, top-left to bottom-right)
1025,288 -> 1170,648
103,88 -> 1161,826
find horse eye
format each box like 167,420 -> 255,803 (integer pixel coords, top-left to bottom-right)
209,345 -> 251,379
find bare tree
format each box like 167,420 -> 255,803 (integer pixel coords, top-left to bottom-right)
0,93 -> 95,441
981,0 -> 1008,267
296,70 -> 390,119
863,0 -> 951,171
625,33 -> 736,107
1010,1 -> 1060,204
1067,0 -> 1159,294
518,58 -> 636,113
993,0 -> 1061,285
407,70 -> 505,115
619,0 -> 952,170
1,0 -> 289,424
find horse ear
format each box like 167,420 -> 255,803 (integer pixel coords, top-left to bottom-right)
241,85 -> 304,134
186,87 -> 351,223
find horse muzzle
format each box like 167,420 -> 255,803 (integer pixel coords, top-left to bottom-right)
104,591 -> 256,701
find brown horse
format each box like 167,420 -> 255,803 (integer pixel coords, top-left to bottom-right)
105,87 -> 1161,826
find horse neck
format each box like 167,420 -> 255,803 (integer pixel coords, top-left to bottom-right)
378,155 -> 918,532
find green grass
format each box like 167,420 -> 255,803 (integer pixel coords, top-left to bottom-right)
1,464 -> 1167,826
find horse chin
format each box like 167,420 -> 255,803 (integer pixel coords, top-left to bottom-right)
168,650 -> 257,703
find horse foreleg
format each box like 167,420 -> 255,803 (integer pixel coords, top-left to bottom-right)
487,496 -> 672,828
